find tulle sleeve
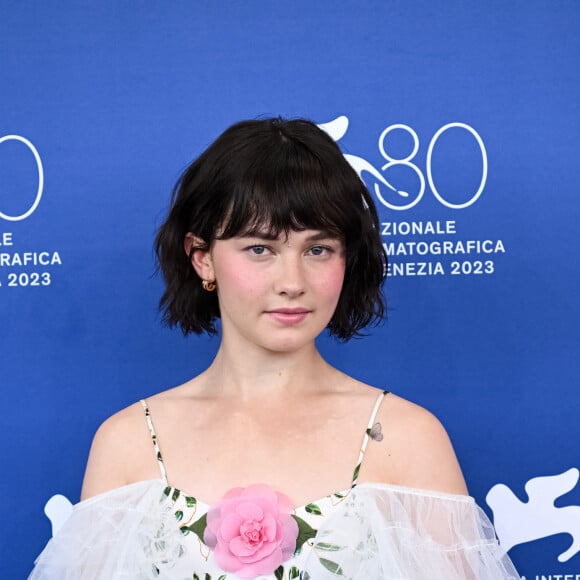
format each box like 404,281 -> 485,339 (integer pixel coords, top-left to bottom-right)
28,480 -> 190,580
303,482 -> 520,579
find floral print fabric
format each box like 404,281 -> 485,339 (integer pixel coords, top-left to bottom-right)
164,482 -> 351,579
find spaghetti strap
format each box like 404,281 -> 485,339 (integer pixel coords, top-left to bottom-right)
139,399 -> 168,483
350,389 -> 389,488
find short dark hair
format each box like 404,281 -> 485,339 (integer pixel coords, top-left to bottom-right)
155,117 -> 386,340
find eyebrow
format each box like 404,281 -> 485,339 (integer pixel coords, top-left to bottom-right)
237,231 -> 278,241
238,230 -> 343,242
304,231 -> 343,242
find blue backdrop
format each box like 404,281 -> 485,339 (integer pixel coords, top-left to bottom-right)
2,2 -> 579,578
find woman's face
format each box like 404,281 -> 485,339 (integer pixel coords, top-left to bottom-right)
196,229 -> 346,354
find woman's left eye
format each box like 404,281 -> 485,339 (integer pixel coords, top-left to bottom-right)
309,245 -> 332,256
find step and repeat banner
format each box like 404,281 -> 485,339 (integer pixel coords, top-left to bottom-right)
2,2 -> 579,578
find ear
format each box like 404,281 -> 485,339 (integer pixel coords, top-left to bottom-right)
184,233 -> 215,281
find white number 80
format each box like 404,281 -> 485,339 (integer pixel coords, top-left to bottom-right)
375,122 -> 488,210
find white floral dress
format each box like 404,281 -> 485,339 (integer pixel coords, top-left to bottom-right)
29,390 -> 520,579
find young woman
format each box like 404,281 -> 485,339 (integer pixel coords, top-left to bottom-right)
30,118 -> 519,579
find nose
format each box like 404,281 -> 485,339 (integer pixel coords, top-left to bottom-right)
274,255 -> 306,298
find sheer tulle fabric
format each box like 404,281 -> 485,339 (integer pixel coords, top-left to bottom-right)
29,481 -> 191,580
29,480 -> 520,579
303,483 -> 520,579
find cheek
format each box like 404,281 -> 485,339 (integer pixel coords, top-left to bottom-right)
316,263 -> 346,302
214,256 -> 266,295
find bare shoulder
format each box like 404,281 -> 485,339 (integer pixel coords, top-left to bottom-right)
362,392 -> 468,495
80,401 -> 155,500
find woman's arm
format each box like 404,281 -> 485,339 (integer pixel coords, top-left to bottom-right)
362,394 -> 468,495
81,404 -> 148,500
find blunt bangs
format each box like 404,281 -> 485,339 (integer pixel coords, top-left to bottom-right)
214,120 -> 366,245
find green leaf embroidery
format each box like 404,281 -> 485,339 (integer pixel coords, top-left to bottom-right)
162,486 -> 171,497
289,566 -> 301,579
304,503 -> 322,516
218,576 -> 227,580
352,463 -> 361,482
292,515 -> 317,552
171,488 -> 180,502
193,574 -> 200,580
333,492 -> 346,499
274,565 -> 284,580
314,542 -> 342,551
175,510 -> 183,521
185,495 -> 197,508
205,574 -> 211,580
320,558 -> 344,575
184,513 -> 208,543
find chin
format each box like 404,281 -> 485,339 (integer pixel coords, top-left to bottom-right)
260,334 -> 319,354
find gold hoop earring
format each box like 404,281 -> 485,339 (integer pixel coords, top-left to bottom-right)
201,279 -> 216,292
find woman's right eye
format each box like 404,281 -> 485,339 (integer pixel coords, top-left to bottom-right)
247,245 -> 268,255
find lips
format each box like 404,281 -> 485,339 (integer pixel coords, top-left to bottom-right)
265,307 -> 311,325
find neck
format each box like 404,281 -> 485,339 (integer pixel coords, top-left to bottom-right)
201,340 -> 335,401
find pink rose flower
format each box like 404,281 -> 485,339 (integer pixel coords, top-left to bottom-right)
203,483 -> 299,579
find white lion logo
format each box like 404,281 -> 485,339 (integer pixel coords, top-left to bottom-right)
486,467 -> 580,562
44,494 -> 74,537
318,116 -> 410,200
